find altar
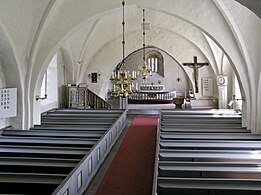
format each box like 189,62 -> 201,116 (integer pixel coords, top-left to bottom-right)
128,84 -> 176,104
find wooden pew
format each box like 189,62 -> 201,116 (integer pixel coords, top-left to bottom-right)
160,127 -> 250,133
156,109 -> 261,195
157,177 -> 261,195
160,140 -> 261,150
160,132 -> 261,140
2,129 -> 103,139
41,115 -> 117,122
43,112 -> 122,118
0,136 -> 97,148
161,109 -> 241,115
47,108 -> 124,113
158,161 -> 261,179
0,173 -> 65,194
0,109 -> 127,194
31,125 -> 109,131
0,156 -> 79,167
159,149 -> 261,162
0,145 -> 89,159
161,114 -> 241,119
40,120 -> 113,126
160,122 -> 242,127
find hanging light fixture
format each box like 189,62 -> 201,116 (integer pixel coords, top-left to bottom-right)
140,9 -> 151,82
109,0 -> 137,98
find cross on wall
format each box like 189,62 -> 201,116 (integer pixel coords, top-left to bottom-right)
183,56 -> 209,93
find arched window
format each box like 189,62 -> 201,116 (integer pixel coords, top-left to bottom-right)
40,54 -> 58,112
146,50 -> 164,77
40,71 -> 47,98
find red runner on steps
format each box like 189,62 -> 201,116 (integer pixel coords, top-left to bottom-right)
95,116 -> 158,195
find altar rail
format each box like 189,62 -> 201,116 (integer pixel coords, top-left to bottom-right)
128,91 -> 176,104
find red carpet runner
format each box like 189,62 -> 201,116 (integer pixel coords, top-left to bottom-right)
96,116 -> 158,195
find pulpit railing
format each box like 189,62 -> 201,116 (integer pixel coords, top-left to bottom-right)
87,89 -> 112,109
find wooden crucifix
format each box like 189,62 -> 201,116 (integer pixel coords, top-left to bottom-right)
183,56 -> 209,93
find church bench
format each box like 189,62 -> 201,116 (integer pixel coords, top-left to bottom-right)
52,109 -> 127,195
31,125 -> 109,131
45,108 -> 122,112
41,116 -> 117,122
0,172 -> 66,184
0,145 -> 89,159
0,109 -> 127,194
43,112 -> 122,118
158,161 -> 261,179
161,114 -> 241,119
160,127 -> 250,133
160,132 -> 261,140
0,163 -> 73,175
0,156 -> 78,177
40,120 -> 114,126
161,115 -> 241,121
2,129 -> 104,139
0,136 -> 97,148
0,156 -> 79,167
161,109 -> 241,116
159,149 -> 261,162
0,172 -> 66,194
157,177 -> 261,195
160,140 -> 261,150
160,122 -> 242,128
47,108 -> 124,113
161,118 -> 242,125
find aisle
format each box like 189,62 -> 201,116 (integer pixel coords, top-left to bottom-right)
95,116 -> 158,195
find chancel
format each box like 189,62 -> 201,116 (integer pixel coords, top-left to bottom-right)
0,0 -> 260,195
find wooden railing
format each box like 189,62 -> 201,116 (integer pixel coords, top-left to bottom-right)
128,91 -> 176,104
67,84 -> 111,109
87,89 -> 112,109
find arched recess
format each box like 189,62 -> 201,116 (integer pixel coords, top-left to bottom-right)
0,25 -> 23,129
112,45 -> 194,96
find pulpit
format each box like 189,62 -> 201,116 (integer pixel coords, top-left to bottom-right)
67,83 -> 88,108
173,96 -> 184,109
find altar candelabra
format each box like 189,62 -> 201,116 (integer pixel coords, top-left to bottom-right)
110,66 -> 137,98
109,0 -> 137,98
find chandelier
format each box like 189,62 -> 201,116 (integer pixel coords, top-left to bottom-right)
140,9 -> 151,82
109,0 -> 137,98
